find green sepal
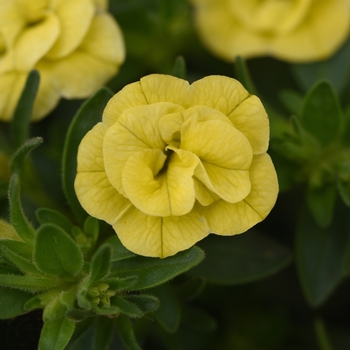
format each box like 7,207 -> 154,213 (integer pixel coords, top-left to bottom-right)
171,56 -> 186,79
0,245 -> 42,275
0,286 -> 34,319
115,314 -> 141,350
39,317 -> 75,350
8,174 -> 36,246
107,295 -> 143,317
36,208 -> 74,236
110,246 -> 204,290
125,294 -> 159,315
95,317 -> 115,350
189,232 -> 292,285
102,276 -> 139,291
296,204 -> 350,307
0,239 -> 32,259
301,81 -> 342,145
279,89 -> 303,116
107,235 -> 136,262
151,283 -> 181,333
9,137 -> 44,174
0,274 -> 59,292
87,243 -> 112,284
11,70 -> 40,149
62,87 -> 113,224
34,223 -> 83,276
234,56 -> 257,95
306,184 -> 337,228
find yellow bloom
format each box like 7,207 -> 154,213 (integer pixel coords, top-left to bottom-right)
75,74 -> 278,258
0,0 -> 125,121
190,0 -> 350,62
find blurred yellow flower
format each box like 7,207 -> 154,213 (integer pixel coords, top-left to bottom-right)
75,74 -> 278,258
190,0 -> 350,62
0,0 -> 125,121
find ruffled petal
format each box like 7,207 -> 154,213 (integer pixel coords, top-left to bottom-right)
227,95 -> 269,154
114,204 -> 210,258
122,148 -> 198,217
103,103 -> 183,194
188,75 -> 250,115
46,0 -> 94,59
203,153 -> 279,235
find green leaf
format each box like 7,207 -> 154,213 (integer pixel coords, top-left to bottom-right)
115,314 -> 141,350
306,184 -> 337,228
39,317 -> 75,350
102,276 -> 139,291
125,294 -> 159,315
301,81 -> 342,145
34,224 -> 83,276
171,56 -> 186,79
279,89 -> 303,116
11,70 -> 40,149
296,204 -> 350,307
36,208 -> 74,235
108,295 -> 143,318
107,235 -> 136,262
110,246 -> 204,290
0,239 -> 32,259
189,232 -> 292,285
83,216 -> 99,246
43,296 -> 67,322
62,88 -> 113,224
0,219 -> 22,241
10,137 -> 44,174
0,274 -> 58,292
88,244 -> 112,284
151,283 -> 181,333
65,309 -> 96,322
1,245 -> 42,275
0,286 -> 33,319
94,317 -> 114,350
234,56 -> 257,95
8,174 -> 36,246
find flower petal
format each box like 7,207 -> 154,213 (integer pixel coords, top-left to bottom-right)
103,103 -> 184,194
181,118 -> 252,202
189,76 -> 250,115
75,122 -> 131,223
114,204 -> 210,258
203,153 -> 279,235
227,95 -> 269,154
122,148 -> 198,217
140,74 -> 190,105
46,0 -> 94,59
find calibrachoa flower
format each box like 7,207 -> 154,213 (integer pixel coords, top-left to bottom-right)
0,0 -> 125,121
75,74 -> 279,258
190,0 -> 350,62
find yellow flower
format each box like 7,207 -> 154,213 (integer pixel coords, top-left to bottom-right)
190,0 -> 350,62
0,0 -> 125,122
75,74 -> 278,258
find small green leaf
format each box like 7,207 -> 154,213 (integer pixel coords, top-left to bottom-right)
102,276 -> 139,291
110,246 -> 204,290
62,88 -> 113,224
83,216 -> 99,245
94,317 -> 114,350
301,81 -> 342,145
125,294 -> 159,315
107,235 -> 136,262
234,56 -> 257,95
11,70 -> 40,149
65,309 -> 96,322
0,286 -> 33,319
39,317 -> 75,350
306,184 -> 337,228
8,174 -> 36,246
10,137 -> 44,174
34,224 -> 83,276
0,274 -> 58,292
1,245 -> 41,275
151,284 -> 181,333
88,244 -> 112,284
189,232 -> 291,285
0,219 -> 22,241
36,208 -> 74,235
296,204 -> 350,307
115,314 -> 141,350
109,295 -> 143,318
0,239 -> 32,259
43,296 -> 67,322
279,89 -> 303,116
171,56 -> 186,79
